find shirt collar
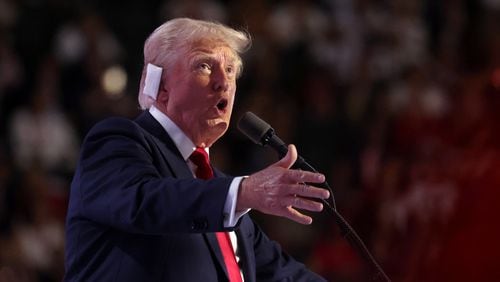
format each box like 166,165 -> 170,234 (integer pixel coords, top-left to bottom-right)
149,105 -> 209,160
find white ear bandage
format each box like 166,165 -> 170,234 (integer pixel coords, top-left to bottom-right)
143,63 -> 163,100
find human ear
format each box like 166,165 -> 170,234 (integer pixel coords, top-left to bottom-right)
157,73 -> 169,104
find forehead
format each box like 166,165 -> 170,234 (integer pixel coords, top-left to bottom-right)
187,39 -> 239,62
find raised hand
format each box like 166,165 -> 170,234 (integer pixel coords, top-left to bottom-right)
236,144 -> 330,225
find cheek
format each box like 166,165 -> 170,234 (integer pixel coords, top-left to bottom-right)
228,95 -> 236,109
193,74 -> 211,89
181,79 -> 209,103
227,87 -> 236,108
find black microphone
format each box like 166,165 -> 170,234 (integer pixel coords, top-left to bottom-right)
237,111 -> 314,172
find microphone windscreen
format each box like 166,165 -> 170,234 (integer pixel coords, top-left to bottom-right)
237,112 -> 271,146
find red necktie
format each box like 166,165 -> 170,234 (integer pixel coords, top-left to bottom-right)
189,148 -> 243,282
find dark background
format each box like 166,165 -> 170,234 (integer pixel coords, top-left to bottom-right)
1,0 -> 499,281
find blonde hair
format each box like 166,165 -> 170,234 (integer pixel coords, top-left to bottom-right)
138,18 -> 251,109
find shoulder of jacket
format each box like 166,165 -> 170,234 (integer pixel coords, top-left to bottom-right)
83,116 -> 147,143
93,116 -> 140,131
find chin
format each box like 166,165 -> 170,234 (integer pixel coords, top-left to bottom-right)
212,121 -> 229,135
203,119 -> 228,144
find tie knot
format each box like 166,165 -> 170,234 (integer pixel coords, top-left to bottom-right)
189,147 -> 213,180
190,147 -> 210,166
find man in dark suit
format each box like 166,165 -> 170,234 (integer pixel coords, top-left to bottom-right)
64,18 -> 330,281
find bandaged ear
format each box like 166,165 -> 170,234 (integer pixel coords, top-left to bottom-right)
143,63 -> 163,100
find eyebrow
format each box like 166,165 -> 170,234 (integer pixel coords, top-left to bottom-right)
191,54 -> 237,66
188,48 -> 239,66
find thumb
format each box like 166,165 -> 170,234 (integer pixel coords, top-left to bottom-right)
273,144 -> 297,169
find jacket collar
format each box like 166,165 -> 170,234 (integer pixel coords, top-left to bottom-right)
134,110 -> 192,179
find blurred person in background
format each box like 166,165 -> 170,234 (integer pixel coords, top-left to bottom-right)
64,18 -> 330,282
8,56 -> 79,176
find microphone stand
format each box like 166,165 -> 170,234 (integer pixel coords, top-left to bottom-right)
323,194 -> 390,281
296,159 -> 391,282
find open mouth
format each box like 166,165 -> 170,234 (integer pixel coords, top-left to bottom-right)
216,98 -> 228,111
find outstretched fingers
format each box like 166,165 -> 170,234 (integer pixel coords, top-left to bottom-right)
279,195 -> 324,212
288,183 -> 330,200
282,206 -> 313,225
285,169 -> 325,184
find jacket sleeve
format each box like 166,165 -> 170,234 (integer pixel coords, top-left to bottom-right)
69,117 -> 234,234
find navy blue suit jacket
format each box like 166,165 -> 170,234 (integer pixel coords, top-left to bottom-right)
64,111 -> 326,281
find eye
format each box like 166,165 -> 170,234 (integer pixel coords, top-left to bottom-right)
198,62 -> 212,74
226,66 -> 236,78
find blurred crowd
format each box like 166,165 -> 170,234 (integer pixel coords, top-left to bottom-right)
0,0 -> 499,281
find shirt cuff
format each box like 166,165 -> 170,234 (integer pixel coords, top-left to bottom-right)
223,176 -> 250,228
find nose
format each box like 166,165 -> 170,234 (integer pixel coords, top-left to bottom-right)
212,67 -> 230,93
